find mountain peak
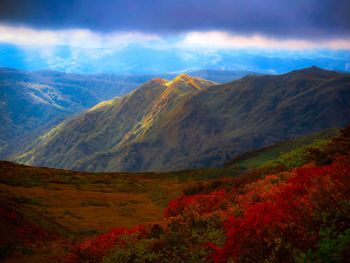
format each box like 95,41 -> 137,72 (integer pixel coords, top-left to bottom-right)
175,73 -> 192,80
166,74 -> 216,91
308,65 -> 323,70
170,73 -> 202,85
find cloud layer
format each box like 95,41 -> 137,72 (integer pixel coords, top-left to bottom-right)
1,0 -> 350,40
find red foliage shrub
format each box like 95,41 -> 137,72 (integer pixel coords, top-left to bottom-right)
68,225 -> 147,262
212,156 -> 350,262
164,189 -> 230,218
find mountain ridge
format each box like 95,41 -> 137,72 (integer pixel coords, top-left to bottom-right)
13,74 -> 216,170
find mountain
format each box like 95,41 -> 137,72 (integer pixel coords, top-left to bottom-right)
13,74 -> 216,169
14,67 -> 350,172
0,68 -> 154,158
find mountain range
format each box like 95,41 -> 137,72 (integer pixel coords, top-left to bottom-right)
13,66 -> 350,172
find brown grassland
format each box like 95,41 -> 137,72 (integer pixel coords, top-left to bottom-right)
0,162 -> 197,262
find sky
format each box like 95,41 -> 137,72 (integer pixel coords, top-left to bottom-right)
0,0 -> 349,74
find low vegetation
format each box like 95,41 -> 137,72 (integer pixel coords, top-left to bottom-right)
1,127 -> 349,262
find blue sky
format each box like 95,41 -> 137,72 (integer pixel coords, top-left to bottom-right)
0,0 -> 349,74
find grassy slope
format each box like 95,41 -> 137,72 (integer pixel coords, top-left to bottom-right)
163,127 -> 339,182
0,162 -> 196,261
0,162 -> 191,231
225,127 -> 338,171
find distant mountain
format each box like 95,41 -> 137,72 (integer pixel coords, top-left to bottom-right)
0,68 -> 154,157
14,67 -> 350,172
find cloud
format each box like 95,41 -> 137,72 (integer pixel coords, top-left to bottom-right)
0,0 -> 349,40
0,24 -> 160,48
178,31 -> 350,50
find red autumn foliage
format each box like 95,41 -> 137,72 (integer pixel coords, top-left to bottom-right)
68,225 -> 147,262
212,156 -> 350,262
164,189 -> 229,218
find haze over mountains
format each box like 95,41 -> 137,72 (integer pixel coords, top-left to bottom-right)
13,66 -> 350,172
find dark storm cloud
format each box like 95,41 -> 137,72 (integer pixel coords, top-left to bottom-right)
0,0 -> 349,39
